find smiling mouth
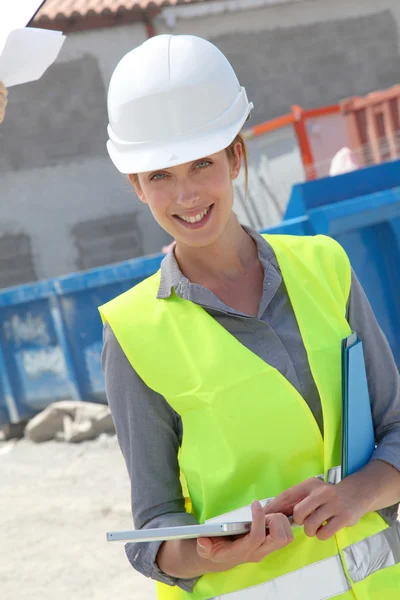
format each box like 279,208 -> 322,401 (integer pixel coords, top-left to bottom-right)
176,205 -> 212,223
173,204 -> 214,228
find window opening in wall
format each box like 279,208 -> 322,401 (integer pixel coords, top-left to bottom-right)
72,213 -> 143,271
0,233 -> 37,289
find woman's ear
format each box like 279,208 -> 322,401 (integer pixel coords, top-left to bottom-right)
128,174 -> 147,203
230,142 -> 243,180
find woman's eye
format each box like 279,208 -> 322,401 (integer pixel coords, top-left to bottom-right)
150,173 -> 166,181
196,160 -> 211,169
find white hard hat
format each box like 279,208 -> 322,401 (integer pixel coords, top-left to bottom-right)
107,34 -> 253,174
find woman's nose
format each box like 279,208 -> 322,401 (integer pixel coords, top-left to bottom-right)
175,181 -> 200,207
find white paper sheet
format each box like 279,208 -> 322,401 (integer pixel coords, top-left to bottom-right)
0,27 -> 65,87
0,0 -> 47,36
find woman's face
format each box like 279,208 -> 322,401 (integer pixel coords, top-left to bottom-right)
131,144 -> 242,248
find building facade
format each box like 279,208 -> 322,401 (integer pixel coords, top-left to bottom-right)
0,0 -> 399,287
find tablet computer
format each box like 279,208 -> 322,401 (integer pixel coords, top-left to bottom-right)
107,514 -> 295,543
107,521 -> 252,543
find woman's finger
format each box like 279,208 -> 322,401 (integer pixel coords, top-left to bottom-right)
247,500 -> 268,548
292,486 -> 329,526
196,536 -> 213,558
265,478 -> 322,516
253,513 -> 294,561
197,535 -> 239,561
316,515 -> 344,541
234,500 -> 266,554
228,500 -> 267,560
303,505 -> 334,538
197,501 -> 266,564
266,513 -> 294,545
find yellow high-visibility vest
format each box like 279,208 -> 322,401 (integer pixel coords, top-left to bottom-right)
100,234 -> 400,600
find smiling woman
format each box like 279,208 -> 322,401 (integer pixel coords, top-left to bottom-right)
99,34 -> 400,600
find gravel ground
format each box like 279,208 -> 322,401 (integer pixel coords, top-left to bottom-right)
1,435 -> 156,600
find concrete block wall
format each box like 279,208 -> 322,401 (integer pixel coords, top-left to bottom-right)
0,23 -> 172,284
1,0 -> 400,286
158,0 -> 400,122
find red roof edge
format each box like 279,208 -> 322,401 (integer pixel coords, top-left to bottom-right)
32,6 -> 160,34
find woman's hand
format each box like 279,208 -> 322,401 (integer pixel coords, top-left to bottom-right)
196,500 -> 294,571
157,501 -> 294,579
264,477 -> 364,541
0,82 -> 8,123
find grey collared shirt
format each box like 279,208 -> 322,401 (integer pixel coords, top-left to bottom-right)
102,228 -> 400,592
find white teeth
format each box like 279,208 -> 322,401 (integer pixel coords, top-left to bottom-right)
178,206 -> 210,223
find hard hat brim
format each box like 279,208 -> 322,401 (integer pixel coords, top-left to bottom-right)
107,95 -> 253,175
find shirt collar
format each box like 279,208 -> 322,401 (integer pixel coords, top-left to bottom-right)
156,226 -> 278,300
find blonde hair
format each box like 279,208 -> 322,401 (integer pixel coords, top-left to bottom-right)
130,133 -> 248,191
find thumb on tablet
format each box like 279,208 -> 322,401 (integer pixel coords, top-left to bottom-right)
197,537 -> 212,555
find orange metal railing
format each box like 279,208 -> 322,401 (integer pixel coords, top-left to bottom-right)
341,85 -> 400,166
243,85 -> 400,181
244,103 -> 342,181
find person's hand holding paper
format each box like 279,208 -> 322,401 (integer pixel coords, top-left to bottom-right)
0,81 -> 8,122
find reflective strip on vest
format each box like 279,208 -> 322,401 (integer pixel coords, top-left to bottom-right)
214,522 -> 400,599
344,520 -> 400,583
326,465 -> 342,484
215,555 -> 349,599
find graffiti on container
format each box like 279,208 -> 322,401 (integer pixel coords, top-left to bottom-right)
22,346 -> 67,379
4,313 -> 50,346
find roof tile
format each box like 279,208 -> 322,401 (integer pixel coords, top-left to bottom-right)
34,0 -> 209,22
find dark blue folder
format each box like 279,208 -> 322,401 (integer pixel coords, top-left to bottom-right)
341,333 -> 375,479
